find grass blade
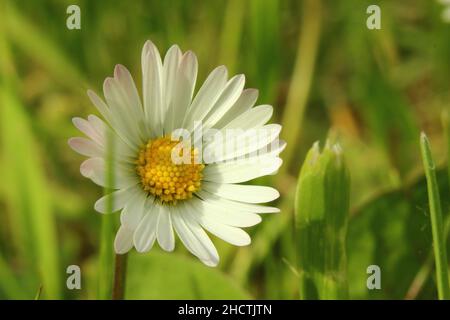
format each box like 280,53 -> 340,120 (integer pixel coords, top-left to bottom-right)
279,0 -> 322,174
420,132 -> 450,300
0,85 -> 61,299
443,110 -> 450,192
0,20 -> 60,297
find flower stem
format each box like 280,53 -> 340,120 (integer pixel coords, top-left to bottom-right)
97,213 -> 116,299
112,253 -> 128,300
420,132 -> 450,300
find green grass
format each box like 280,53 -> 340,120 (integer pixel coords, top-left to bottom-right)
420,133 -> 450,299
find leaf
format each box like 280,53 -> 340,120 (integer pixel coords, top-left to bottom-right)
0,85 -> 61,299
420,133 -> 450,299
126,251 -> 250,299
347,168 -> 450,299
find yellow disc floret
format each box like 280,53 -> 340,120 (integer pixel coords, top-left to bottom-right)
136,137 -> 204,204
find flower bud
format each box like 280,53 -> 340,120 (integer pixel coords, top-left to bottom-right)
295,141 -> 350,299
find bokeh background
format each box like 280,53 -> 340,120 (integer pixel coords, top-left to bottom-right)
0,0 -> 449,299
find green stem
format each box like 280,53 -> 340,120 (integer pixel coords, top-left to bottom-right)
112,253 -> 128,300
420,132 -> 450,300
97,128 -> 116,299
97,212 -> 116,299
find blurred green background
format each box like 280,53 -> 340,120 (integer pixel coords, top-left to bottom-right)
0,0 -> 449,300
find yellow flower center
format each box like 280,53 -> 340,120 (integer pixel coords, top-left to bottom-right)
136,137 -> 204,204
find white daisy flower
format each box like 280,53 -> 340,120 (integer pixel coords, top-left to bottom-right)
69,40 -> 284,266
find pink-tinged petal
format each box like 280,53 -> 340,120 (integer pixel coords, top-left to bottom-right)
80,157 -> 137,189
68,137 -> 103,157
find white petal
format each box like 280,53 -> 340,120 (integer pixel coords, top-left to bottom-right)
72,115 -> 136,163
223,104 -> 273,130
205,124 -> 282,163
86,90 -> 112,125
247,139 -> 287,159
185,201 -> 251,246
68,137 -> 103,157
156,206 -> 175,252
183,65 -> 228,129
214,88 -> 259,128
162,45 -> 182,113
103,77 -> 143,148
133,205 -> 159,253
89,115 -> 137,162
80,157 -> 137,189
202,182 -> 280,203
72,117 -> 104,146
120,190 -> 149,230
164,51 -> 198,133
203,157 -> 282,183
87,90 -> 137,149
196,189 -> 280,214
190,197 -> 261,227
171,204 -> 219,267
142,40 -> 164,136
203,74 -> 245,129
94,186 -> 137,214
87,115 -> 108,141
113,64 -> 145,136
114,225 -> 134,254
